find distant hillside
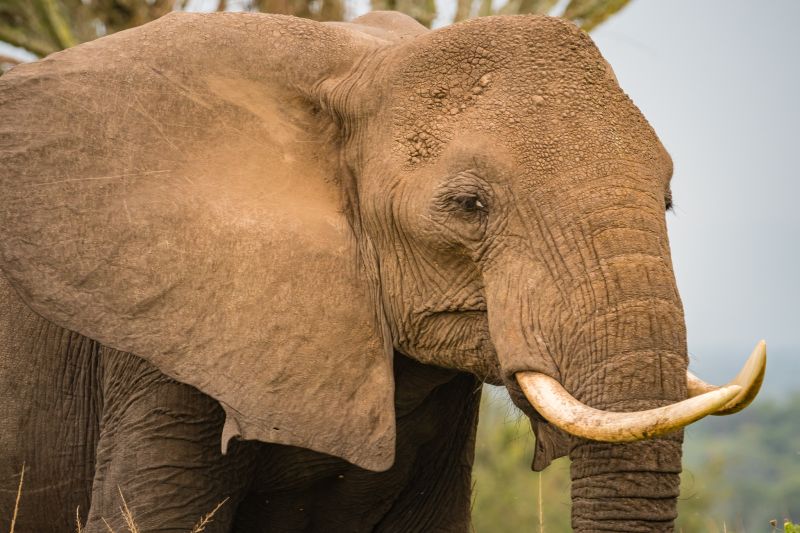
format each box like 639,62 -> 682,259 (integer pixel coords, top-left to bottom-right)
679,394 -> 800,531
687,344 -> 797,400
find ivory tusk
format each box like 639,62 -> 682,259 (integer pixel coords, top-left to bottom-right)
515,372 -> 741,442
687,340 -> 767,415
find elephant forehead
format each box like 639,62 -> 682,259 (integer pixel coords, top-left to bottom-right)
389,15 -> 670,179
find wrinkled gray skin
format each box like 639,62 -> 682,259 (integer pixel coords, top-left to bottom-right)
0,11 -> 686,532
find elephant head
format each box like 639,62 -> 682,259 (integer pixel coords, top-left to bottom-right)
0,10 -> 764,530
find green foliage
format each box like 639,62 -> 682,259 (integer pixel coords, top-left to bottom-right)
562,0 -> 631,31
0,0 -> 183,57
677,394 -> 800,531
784,521 -> 800,533
472,389 -> 571,532
0,0 -> 633,67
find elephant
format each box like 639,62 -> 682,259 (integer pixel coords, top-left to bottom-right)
0,10 -> 766,532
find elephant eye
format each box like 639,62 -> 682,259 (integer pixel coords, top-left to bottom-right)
665,190 -> 674,211
452,194 -> 487,214
434,173 -> 492,228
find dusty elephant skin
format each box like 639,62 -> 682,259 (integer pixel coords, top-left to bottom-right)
0,10 -> 763,533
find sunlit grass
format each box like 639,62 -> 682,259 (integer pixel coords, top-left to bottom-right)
8,464 -> 23,533
190,498 -> 230,533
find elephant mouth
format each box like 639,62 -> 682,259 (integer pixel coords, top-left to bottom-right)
512,341 -> 766,442
423,306 -> 487,318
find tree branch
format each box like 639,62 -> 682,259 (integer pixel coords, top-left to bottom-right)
454,0 -> 473,22
0,25 -> 55,57
38,0 -> 77,49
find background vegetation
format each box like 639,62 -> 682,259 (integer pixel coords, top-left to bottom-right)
473,386 -> 800,532
0,0 -> 630,71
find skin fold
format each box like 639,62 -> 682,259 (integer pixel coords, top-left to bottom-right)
0,10 -> 692,532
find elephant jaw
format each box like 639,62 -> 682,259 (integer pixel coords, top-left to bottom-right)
515,341 -> 766,442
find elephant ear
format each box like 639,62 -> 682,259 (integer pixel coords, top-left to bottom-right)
0,13 -> 396,471
531,419 -> 571,471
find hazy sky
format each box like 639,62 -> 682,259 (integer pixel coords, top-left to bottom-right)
586,1 -> 799,386
2,0 -> 796,389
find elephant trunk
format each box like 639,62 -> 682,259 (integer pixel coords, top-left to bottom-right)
561,293 -> 688,531
484,193 -> 691,529
570,437 -> 683,531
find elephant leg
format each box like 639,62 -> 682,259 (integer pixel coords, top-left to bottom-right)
85,349 -> 256,532
372,371 -> 482,533
0,274 -> 99,532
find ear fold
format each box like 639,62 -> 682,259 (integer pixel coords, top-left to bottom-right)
0,13 -> 396,471
531,419 -> 571,471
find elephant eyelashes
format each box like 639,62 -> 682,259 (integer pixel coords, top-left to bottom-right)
453,194 -> 487,214
436,174 -> 492,222
431,183 -> 492,247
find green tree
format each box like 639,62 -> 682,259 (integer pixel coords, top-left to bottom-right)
676,394 -> 800,531
0,0 -> 632,71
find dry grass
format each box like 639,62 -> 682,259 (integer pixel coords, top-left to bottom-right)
92,488 -> 228,533
117,487 -> 139,533
101,516 -> 115,532
537,472 -> 544,533
8,463 -> 24,533
190,497 -> 229,533
7,464 -> 794,533
6,465 -> 228,533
